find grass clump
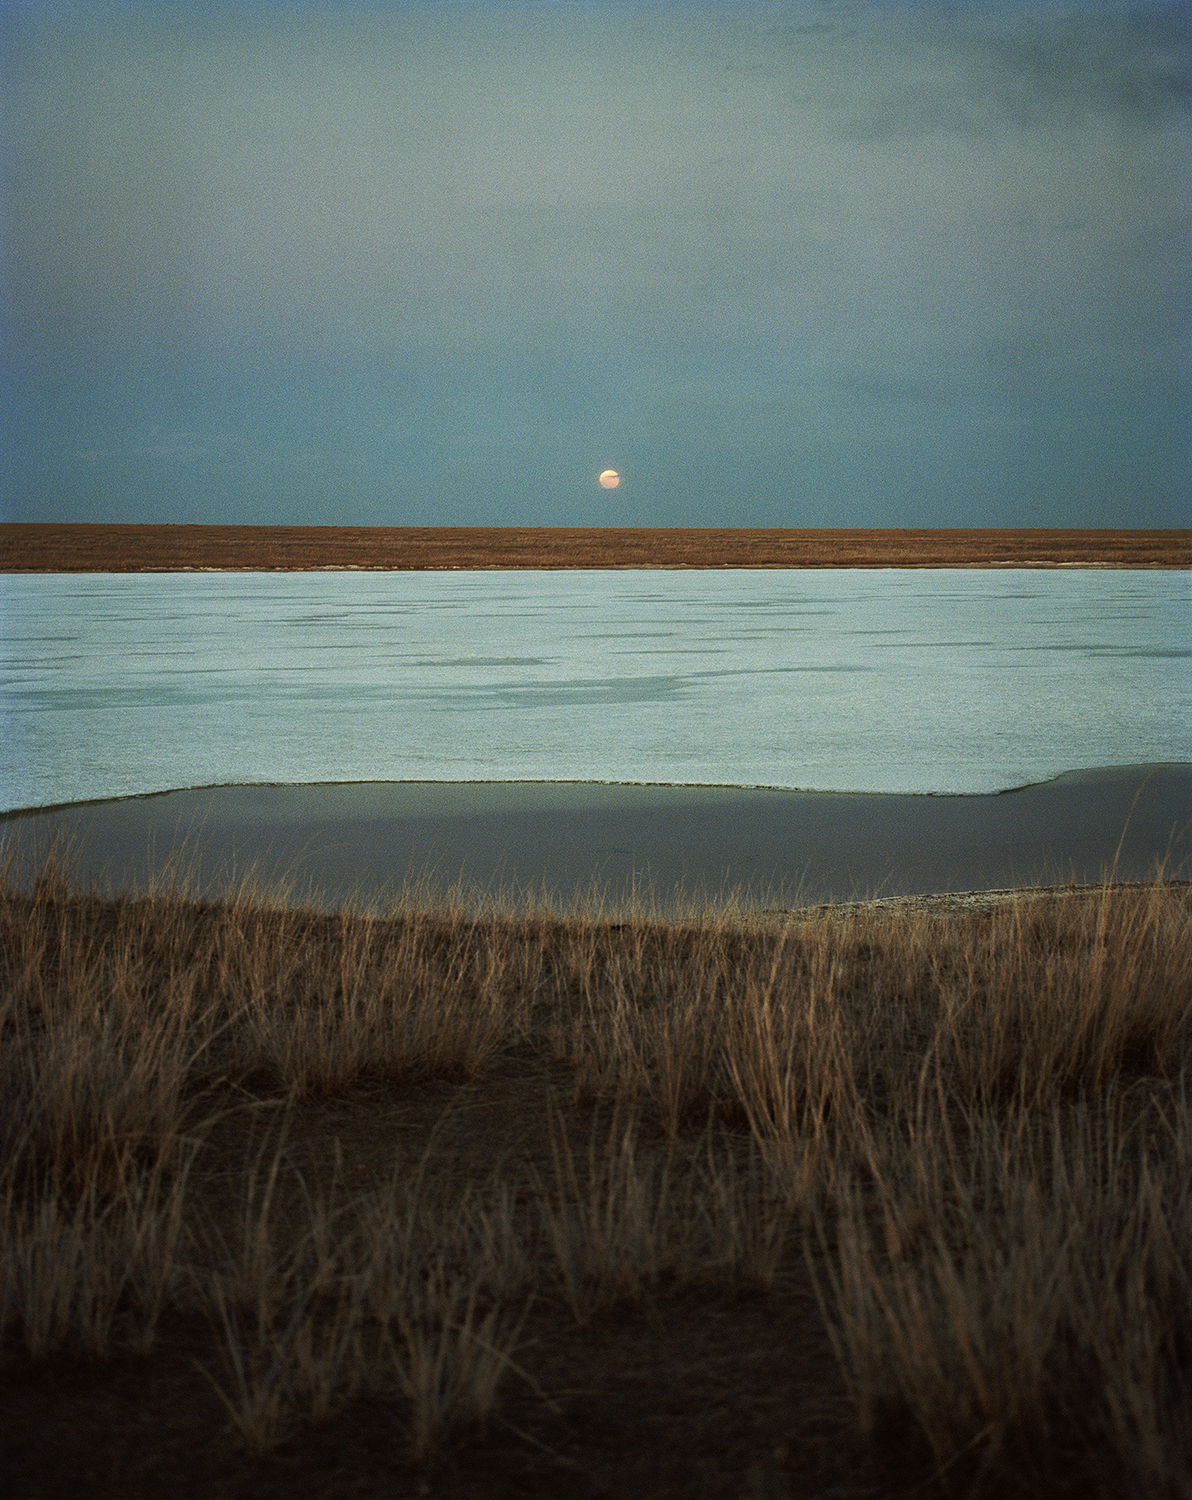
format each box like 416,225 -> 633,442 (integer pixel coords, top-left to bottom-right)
1,845 -> 1190,1498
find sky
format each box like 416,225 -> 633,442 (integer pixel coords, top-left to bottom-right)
2,0 -> 1189,529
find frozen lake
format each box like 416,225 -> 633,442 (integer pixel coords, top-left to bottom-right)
2,568 -> 1188,812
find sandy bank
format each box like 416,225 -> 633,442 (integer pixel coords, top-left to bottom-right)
2,764 -> 1188,914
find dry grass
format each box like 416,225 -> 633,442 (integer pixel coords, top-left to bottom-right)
2,843 -> 1190,1498
3,522 -> 1189,571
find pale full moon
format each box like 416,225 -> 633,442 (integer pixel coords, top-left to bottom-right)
598,469 -> 621,489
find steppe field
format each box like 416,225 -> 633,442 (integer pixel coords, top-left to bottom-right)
3,850 -> 1192,1499
2,523 -> 1190,571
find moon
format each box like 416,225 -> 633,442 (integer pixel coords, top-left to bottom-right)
598,469 -> 621,489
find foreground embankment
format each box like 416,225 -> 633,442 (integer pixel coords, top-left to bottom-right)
2,859 -> 1190,1499
2,523 -> 1189,571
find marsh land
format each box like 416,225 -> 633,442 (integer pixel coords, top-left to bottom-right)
3,855 -> 1190,1499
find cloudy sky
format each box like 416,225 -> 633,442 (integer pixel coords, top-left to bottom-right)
3,0 -> 1189,528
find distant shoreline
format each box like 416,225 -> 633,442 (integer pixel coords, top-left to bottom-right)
3,524 -> 1189,571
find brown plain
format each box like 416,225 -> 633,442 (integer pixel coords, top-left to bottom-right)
2,523 -> 1189,571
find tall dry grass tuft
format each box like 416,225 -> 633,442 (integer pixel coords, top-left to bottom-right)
381,1264 -> 532,1466
923,882 -> 1192,1109
544,1101 -> 799,1317
1,889 -> 210,1191
192,1129 -> 535,1461
803,881 -> 1192,1498
542,1101 -> 681,1325
719,922 -> 862,1202
1,1132 -> 199,1362
815,1087 -> 1192,1497
208,904 -> 526,1096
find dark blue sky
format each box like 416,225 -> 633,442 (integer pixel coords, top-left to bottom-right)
3,1 -> 1190,528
